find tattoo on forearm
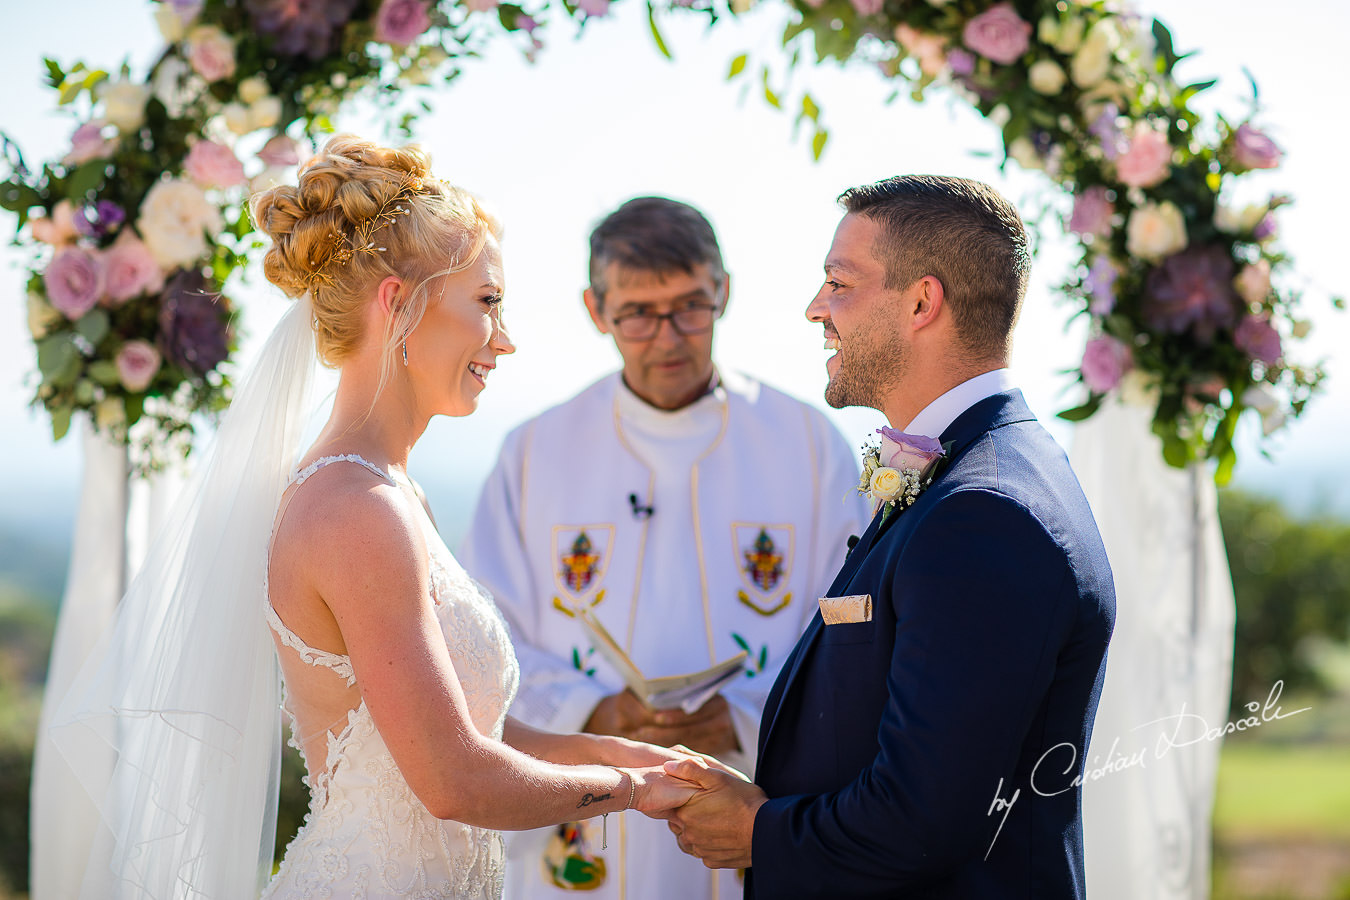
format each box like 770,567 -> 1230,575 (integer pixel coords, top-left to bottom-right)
576,791 -> 614,809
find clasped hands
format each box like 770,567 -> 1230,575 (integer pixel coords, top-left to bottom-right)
589,690 -> 765,869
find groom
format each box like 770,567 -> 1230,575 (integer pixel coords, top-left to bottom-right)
662,176 -> 1116,898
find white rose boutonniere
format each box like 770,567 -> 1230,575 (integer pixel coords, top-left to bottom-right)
858,427 -> 948,523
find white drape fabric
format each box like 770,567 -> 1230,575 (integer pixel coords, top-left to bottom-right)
48,297 -> 318,899
1072,400 -> 1236,900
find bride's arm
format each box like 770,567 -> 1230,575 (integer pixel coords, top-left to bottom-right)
300,482 -> 694,829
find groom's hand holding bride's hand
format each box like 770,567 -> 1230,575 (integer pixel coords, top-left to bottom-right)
660,757 -> 766,869
585,690 -> 740,756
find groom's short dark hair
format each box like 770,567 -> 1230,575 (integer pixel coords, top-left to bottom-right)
588,197 -> 727,310
838,175 -> 1030,360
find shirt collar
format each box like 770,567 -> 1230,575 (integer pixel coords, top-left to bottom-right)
903,368 -> 1013,439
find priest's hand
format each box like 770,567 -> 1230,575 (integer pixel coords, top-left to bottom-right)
583,691 -> 740,757
662,757 -> 765,868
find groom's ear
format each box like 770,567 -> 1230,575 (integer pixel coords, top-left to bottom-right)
910,275 -> 945,330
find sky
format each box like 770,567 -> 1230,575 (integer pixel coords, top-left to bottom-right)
1,0 -> 1346,546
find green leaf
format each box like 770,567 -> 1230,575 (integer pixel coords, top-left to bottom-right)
74,308 -> 110,345
65,160 -> 107,199
731,632 -> 751,652
50,407 -> 72,442
1160,435 -> 1189,468
124,393 -> 144,427
800,93 -> 819,122
762,68 -> 780,109
43,57 -> 64,89
496,3 -> 523,29
811,128 -> 828,161
728,53 -> 747,79
88,360 -> 120,386
648,4 -> 672,60
0,180 -> 42,218
1214,446 -> 1237,486
1151,19 -> 1178,74
37,334 -> 80,386
1057,394 -> 1104,422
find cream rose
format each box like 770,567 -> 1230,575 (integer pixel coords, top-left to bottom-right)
101,78 -> 151,134
137,177 -> 223,269
221,102 -> 252,136
1126,201 -> 1187,262
1028,59 -> 1067,95
1234,260 -> 1271,306
238,76 -> 269,105
249,96 -> 282,130
869,467 -> 904,503
1071,19 -> 1118,88
1007,136 -> 1043,170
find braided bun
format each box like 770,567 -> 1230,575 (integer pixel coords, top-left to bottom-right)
249,134 -> 499,378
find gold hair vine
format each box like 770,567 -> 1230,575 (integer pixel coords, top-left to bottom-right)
304,174 -> 426,293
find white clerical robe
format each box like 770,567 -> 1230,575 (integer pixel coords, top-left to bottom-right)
460,369 -> 867,900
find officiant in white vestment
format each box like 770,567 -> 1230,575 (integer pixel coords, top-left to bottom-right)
461,198 -> 867,900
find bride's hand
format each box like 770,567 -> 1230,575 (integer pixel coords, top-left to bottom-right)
626,765 -> 700,817
596,736 -> 750,783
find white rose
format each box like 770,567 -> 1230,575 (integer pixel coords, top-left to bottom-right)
101,78 -> 151,134
869,467 -> 904,503
1053,16 -> 1085,53
1126,201 -> 1188,261
1007,136 -> 1043,171
238,76 -> 269,105
95,396 -> 126,430
249,96 -> 282,130
151,55 -> 198,118
1028,60 -> 1067,95
1071,19 -> 1118,88
1118,369 -> 1160,408
137,177 -> 223,269
153,5 -> 187,42
1214,202 -> 1268,234
221,101 -> 253,135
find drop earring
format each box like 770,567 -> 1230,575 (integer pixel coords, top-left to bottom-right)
402,340 -> 408,367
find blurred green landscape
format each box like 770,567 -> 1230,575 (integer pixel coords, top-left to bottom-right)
0,488 -> 1347,898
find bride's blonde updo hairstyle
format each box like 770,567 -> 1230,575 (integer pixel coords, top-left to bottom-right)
250,134 -> 501,393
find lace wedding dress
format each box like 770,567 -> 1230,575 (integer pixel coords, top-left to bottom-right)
261,455 -> 520,899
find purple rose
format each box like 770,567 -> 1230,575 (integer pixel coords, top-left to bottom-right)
157,269 -> 232,374
1234,314 -> 1282,365
43,247 -> 105,319
1080,336 -> 1133,394
876,427 -> 945,474
1085,255 -> 1118,316
1069,186 -> 1114,238
1231,123 -> 1283,171
74,200 -> 126,240
946,48 -> 976,77
244,0 -> 359,59
374,0 -> 432,45
1142,245 -> 1241,343
962,4 -> 1032,66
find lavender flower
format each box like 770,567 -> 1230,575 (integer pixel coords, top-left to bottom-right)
1085,256 -> 1119,315
244,0 -> 359,59
1234,314 -> 1283,365
74,200 -> 127,240
157,269 -> 232,375
1088,104 -> 1125,160
1142,245 -> 1241,343
946,48 -> 976,77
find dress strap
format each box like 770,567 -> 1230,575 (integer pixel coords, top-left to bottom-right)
290,453 -> 394,487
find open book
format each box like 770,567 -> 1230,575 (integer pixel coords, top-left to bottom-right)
577,610 -> 748,714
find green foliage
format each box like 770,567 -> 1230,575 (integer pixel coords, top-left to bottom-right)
1221,490 -> 1350,715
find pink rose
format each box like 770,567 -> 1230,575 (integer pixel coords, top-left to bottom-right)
186,25 -> 236,83
44,247 -> 105,319
31,200 -> 81,247
575,0 -> 610,16
64,120 -> 117,166
463,0 -> 500,9
1115,121 -> 1171,188
183,139 -> 246,188
258,135 -> 300,167
1233,260 -> 1271,307
1231,123 -> 1282,171
374,0 -> 432,45
962,4 -> 1032,66
116,340 -> 162,393
102,229 -> 166,305
1234,314 -> 1282,365
849,0 -> 884,16
895,24 -> 949,76
1081,335 -> 1133,393
1068,186 -> 1114,238
876,427 -> 945,475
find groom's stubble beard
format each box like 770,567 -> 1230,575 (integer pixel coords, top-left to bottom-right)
824,312 -> 910,412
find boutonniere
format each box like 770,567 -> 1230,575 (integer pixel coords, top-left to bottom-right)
858,427 -> 947,524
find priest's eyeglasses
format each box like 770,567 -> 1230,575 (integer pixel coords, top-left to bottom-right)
610,304 -> 720,340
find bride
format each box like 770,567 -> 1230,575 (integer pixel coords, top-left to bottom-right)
50,135 -> 700,898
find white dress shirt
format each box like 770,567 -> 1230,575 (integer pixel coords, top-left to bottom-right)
904,368 -> 1014,439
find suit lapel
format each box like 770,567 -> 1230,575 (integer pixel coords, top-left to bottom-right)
756,390 -> 1038,773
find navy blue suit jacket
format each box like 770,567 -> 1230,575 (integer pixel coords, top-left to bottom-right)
747,390 -> 1115,899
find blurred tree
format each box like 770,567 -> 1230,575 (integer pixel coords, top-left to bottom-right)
1221,490 -> 1350,715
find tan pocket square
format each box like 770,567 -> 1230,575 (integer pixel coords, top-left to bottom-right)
819,594 -> 873,625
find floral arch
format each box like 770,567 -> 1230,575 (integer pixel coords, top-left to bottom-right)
0,0 -> 1326,479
